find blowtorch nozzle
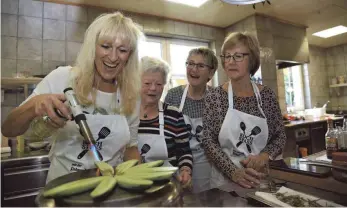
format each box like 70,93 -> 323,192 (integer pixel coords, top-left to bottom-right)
63,87 -> 97,146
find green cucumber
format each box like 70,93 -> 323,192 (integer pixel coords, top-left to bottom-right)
90,176 -> 117,198
95,161 -> 114,176
43,176 -> 106,197
116,175 -> 153,190
115,159 -> 139,175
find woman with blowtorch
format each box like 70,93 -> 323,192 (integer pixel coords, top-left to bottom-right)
2,12 -> 143,183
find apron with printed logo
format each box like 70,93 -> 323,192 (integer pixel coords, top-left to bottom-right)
46,89 -> 130,183
210,81 -> 268,195
180,85 -> 212,193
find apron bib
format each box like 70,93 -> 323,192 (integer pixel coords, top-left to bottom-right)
179,85 -> 212,193
138,102 -> 174,167
210,81 -> 268,195
46,89 -> 130,183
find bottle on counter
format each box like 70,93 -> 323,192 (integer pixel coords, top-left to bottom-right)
24,116 -> 58,141
340,115 -> 347,152
326,118 -> 338,159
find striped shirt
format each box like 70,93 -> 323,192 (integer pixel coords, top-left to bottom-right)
138,102 -> 193,170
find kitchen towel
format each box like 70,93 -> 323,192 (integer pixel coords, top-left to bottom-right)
1,147 -> 11,154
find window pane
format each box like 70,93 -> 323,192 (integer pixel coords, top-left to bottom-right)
169,40 -> 208,87
139,40 -> 162,59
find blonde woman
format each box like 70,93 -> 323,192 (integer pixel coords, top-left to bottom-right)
2,12 -> 143,183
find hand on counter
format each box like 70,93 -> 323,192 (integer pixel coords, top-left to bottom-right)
240,152 -> 269,172
178,167 -> 192,188
232,167 -> 262,189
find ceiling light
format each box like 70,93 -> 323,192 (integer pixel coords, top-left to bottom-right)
313,25 -> 347,38
165,0 -> 209,7
220,0 -> 266,5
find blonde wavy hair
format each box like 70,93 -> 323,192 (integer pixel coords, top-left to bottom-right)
71,12 -> 144,115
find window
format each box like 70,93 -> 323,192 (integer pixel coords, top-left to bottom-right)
283,65 -> 305,112
139,36 -> 210,100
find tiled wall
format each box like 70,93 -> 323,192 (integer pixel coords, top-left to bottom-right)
304,45 -> 329,109
326,44 -> 347,111
1,0 -> 225,124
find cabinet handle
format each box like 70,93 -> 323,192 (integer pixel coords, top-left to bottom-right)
3,191 -> 39,200
311,126 -> 324,130
4,167 -> 49,176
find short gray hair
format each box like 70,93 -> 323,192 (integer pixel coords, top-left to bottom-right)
140,56 -> 170,84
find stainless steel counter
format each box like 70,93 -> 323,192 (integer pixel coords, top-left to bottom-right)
1,149 -> 50,207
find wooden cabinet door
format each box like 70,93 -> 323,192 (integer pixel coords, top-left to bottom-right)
310,122 -> 327,154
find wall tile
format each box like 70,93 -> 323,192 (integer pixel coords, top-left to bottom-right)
17,59 -> 42,75
2,92 -> 17,106
257,31 -> 273,48
44,2 -> 66,20
174,21 -> 188,36
1,37 -> 17,59
17,91 -> 26,105
143,16 -> 161,34
43,19 -> 65,40
1,106 -> 15,124
188,23 -> 202,38
18,0 -> 42,17
242,15 -> 256,31
201,25 -> 215,40
43,40 -> 65,62
1,0 -> 18,15
66,42 -> 82,62
17,38 -> 42,61
87,7 -> 105,23
344,45 -> 347,54
1,14 -> 17,36
1,59 -> 17,77
335,64 -> 345,77
67,5 -> 87,23
336,54 -> 345,65
161,19 -> 174,34
66,22 -> 87,42
326,56 -> 334,66
18,16 -> 42,39
255,15 -> 271,32
42,60 -> 65,75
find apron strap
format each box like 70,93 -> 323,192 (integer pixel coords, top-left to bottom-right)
158,101 -> 164,137
251,81 -> 266,118
179,85 -> 189,112
179,84 -> 208,112
116,86 -> 121,109
228,81 -> 234,109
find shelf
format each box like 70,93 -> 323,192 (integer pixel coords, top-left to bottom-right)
1,77 -> 43,99
329,83 -> 347,88
1,77 -> 43,86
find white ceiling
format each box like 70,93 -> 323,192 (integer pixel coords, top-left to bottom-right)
59,0 -> 347,48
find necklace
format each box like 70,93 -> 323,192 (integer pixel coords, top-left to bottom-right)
143,113 -> 148,118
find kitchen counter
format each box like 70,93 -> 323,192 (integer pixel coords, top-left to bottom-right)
1,149 -> 49,166
285,116 -> 343,128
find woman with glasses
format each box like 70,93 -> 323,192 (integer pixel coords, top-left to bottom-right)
201,32 -> 286,194
138,56 -> 192,186
165,48 -> 218,193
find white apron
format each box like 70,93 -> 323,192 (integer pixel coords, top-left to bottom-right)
210,81 -> 268,195
46,89 -> 130,183
137,101 -> 174,167
179,85 -> 212,193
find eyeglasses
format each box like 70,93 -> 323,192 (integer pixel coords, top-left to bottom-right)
185,62 -> 211,70
220,53 -> 249,63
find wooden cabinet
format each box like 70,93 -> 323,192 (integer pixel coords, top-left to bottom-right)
310,122 -> 327,154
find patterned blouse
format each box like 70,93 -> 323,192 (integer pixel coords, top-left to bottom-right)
201,85 -> 286,181
138,102 -> 193,170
